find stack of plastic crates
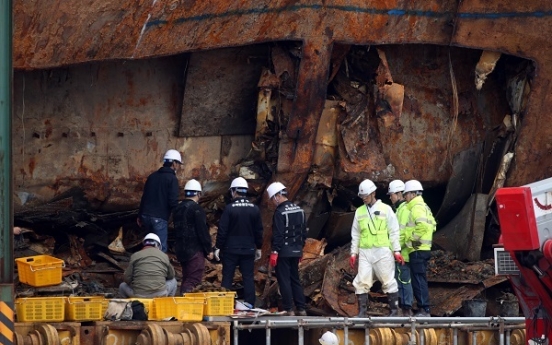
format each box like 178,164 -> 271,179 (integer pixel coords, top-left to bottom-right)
15,297 -> 66,322
65,296 -> 108,321
15,255 -> 65,287
185,291 -> 236,316
153,296 -> 205,321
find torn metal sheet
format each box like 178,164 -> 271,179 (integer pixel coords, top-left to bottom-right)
178,46 -> 268,137
323,212 -> 354,248
475,50 -> 502,90
435,144 -> 482,223
433,194 -> 488,261
375,48 -> 404,130
320,246 -> 355,316
430,275 -> 507,316
308,100 -> 341,188
301,238 -> 327,266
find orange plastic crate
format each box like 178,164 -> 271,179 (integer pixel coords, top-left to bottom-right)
153,297 -> 204,321
15,255 -> 64,287
185,291 -> 236,316
15,297 -> 65,322
65,296 -> 108,321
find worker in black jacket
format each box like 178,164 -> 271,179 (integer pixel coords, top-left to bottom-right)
267,182 -> 308,316
173,179 -> 213,294
214,177 -> 263,308
137,149 -> 182,252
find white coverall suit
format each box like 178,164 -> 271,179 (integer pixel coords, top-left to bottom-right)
351,199 -> 401,294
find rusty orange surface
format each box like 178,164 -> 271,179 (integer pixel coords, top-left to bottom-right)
13,0 -> 552,189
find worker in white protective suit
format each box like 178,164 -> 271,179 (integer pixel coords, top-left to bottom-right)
349,179 -> 405,317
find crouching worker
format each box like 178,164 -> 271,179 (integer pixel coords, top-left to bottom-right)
119,233 -> 177,298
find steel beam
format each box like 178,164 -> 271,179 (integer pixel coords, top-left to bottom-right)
0,1 -> 14,343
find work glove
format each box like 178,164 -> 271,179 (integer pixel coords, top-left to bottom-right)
269,252 -> 278,267
412,240 -> 421,250
213,247 -> 221,261
394,252 -> 405,265
255,249 -> 262,262
349,255 -> 357,269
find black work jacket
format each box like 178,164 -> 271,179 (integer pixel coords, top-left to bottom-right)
173,199 -> 211,262
138,167 -> 179,221
271,200 -> 307,257
216,197 -> 263,255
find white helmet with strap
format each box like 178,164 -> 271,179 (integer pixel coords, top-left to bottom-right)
163,149 -> 182,164
388,180 -> 405,194
230,177 -> 248,190
319,331 -> 338,345
358,179 -> 376,197
267,182 -> 287,199
143,233 -> 161,249
404,180 -> 424,193
184,179 -> 202,197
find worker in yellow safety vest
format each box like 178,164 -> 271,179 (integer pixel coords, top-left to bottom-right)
387,180 -> 414,316
350,179 -> 405,317
403,180 -> 437,317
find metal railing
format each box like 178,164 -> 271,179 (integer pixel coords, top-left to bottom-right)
228,316 -> 526,345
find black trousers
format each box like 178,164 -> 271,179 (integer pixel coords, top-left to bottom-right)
221,252 -> 255,306
275,256 -> 306,311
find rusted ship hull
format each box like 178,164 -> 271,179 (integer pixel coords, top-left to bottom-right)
10,2 -> 551,259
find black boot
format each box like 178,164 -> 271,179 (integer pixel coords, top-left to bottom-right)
387,292 -> 400,316
356,293 -> 368,317
402,307 -> 413,316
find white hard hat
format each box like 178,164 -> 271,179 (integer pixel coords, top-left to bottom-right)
230,177 -> 248,190
404,180 -> 424,193
387,180 -> 405,194
163,149 -> 182,164
267,182 -> 287,199
143,233 -> 161,247
319,331 -> 338,345
184,179 -> 202,192
358,179 -> 376,197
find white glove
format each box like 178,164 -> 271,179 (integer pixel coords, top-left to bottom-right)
214,248 -> 221,261
255,249 -> 262,261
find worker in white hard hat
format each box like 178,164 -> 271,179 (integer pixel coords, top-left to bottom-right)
214,177 -> 264,308
388,180 -> 414,316
350,179 -> 404,317
267,182 -> 308,316
319,331 -> 339,345
403,180 -> 436,317
137,149 -> 183,252
173,179 -> 214,294
119,233 -> 177,298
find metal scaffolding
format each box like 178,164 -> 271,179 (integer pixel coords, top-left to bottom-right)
224,316 -> 526,345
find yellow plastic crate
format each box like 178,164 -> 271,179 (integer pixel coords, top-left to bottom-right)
153,297 -> 204,321
15,297 -> 65,322
130,298 -> 157,320
185,291 -> 236,316
65,296 -> 108,321
15,255 -> 64,287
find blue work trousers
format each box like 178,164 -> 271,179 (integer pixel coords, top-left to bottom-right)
409,250 -> 431,311
395,263 -> 413,309
140,215 -> 168,252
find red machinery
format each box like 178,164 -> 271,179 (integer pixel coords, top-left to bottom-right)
495,177 -> 552,344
